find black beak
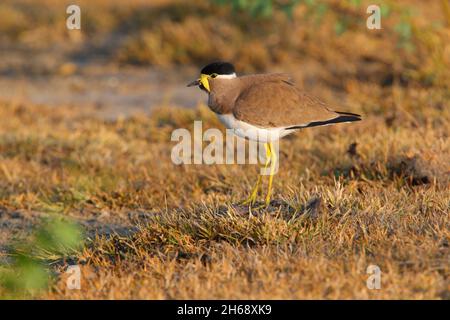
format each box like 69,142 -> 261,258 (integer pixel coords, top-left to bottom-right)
187,79 -> 200,87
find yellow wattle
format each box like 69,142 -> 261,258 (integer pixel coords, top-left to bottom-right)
200,74 -> 211,92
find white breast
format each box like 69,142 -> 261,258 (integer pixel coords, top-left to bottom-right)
217,114 -> 296,142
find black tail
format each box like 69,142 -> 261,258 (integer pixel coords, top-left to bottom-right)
287,111 -> 361,130
336,111 -> 362,118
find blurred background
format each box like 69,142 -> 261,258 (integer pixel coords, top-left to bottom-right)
0,0 -> 448,118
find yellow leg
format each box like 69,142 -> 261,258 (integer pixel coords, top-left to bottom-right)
264,142 -> 277,206
242,143 -> 271,206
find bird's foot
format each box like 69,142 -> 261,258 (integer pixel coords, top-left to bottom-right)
241,191 -> 258,206
246,196 -> 272,211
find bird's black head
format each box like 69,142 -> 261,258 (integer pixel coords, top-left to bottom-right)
187,61 -> 236,92
200,61 -> 236,77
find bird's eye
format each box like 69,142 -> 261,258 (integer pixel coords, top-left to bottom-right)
211,73 -> 218,78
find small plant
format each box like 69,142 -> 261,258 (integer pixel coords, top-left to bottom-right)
0,217 -> 83,298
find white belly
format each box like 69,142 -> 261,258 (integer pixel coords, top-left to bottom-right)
217,114 -> 296,142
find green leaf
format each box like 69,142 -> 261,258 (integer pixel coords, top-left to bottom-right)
35,218 -> 83,254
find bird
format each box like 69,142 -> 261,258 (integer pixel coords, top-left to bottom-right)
187,61 -> 361,207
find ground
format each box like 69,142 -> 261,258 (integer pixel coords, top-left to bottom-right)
0,96 -> 448,299
0,0 -> 449,299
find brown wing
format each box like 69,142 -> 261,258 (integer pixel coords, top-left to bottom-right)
233,79 -> 339,128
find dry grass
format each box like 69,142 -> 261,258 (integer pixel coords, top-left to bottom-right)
0,84 -> 448,298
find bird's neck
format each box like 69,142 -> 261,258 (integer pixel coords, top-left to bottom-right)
207,78 -> 240,115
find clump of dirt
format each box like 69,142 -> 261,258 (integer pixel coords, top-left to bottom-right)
388,155 -> 433,186
337,143 -> 448,187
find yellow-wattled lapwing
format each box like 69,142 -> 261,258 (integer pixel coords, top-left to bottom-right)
188,61 -> 361,207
